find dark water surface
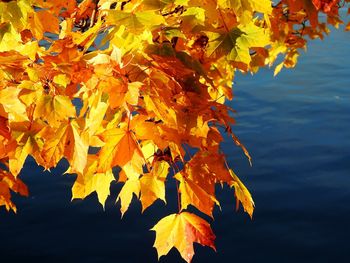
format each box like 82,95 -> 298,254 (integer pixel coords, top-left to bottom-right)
1,28 -> 350,263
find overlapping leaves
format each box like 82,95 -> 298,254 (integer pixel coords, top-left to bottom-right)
0,0 -> 349,262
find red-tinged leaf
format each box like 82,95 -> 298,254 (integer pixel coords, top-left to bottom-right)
0,181 -> 16,212
0,116 -> 10,140
151,212 -> 216,262
75,0 -> 97,21
174,170 -> 219,218
1,0 -> 349,261
0,169 -> 28,213
303,0 -> 319,28
312,0 -> 338,13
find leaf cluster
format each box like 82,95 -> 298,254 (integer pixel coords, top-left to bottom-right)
0,0 -> 349,261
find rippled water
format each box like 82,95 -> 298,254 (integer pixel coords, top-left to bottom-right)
1,26 -> 350,263
221,25 -> 350,262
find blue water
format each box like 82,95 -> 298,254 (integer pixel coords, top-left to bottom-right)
1,27 -> 350,263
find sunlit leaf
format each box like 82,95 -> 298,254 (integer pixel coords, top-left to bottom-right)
151,212 -> 216,262
0,0 -> 347,261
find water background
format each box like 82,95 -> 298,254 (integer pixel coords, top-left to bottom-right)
1,20 -> 350,263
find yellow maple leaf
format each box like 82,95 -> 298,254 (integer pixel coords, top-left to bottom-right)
71,157 -> 115,208
151,212 -> 216,263
229,169 -> 255,218
229,22 -> 270,65
105,10 -> 166,34
84,99 -> 108,140
0,87 -> 28,122
65,120 -> 89,174
140,161 -> 169,212
9,136 -> 34,177
116,163 -> 141,216
33,95 -> 76,128
218,0 -> 272,24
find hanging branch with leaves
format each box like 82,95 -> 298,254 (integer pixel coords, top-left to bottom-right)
0,0 -> 349,261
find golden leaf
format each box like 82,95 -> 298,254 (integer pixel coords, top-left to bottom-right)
151,212 -> 216,262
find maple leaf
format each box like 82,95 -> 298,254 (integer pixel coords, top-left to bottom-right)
0,116 -> 10,140
28,10 -> 60,40
97,123 -> 144,173
206,21 -> 269,66
75,0 -> 97,21
151,212 -> 216,263
116,163 -> 141,216
301,0 -> 319,28
83,99 -> 108,145
65,120 -> 89,175
312,0 -> 338,13
71,157 -> 115,208
40,120 -> 88,173
0,86 -> 28,122
174,170 -> 219,217
0,51 -> 28,72
140,161 -> 169,212
218,0 -> 273,14
40,123 -> 70,169
8,136 -> 34,177
0,169 -> 28,213
0,0 -> 31,32
0,0 -> 348,261
229,22 -> 270,65
229,169 -> 255,218
33,95 -> 76,127
32,0 -> 76,16
105,10 -> 166,34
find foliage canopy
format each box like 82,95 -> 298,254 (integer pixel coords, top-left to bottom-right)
0,0 -> 349,261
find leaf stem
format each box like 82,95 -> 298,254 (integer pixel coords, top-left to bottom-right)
175,179 -> 181,213
172,164 -> 181,213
